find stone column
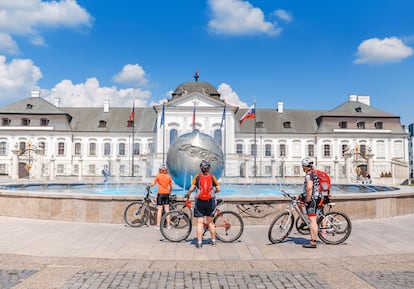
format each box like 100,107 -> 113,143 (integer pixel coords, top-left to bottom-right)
334,156 -> 339,183
344,152 -> 351,183
78,157 -> 83,181
49,156 -> 55,180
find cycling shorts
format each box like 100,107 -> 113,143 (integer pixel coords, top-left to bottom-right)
194,198 -> 216,218
157,194 -> 170,206
305,197 -> 322,217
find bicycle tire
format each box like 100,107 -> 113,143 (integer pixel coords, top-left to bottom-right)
318,211 -> 352,245
160,210 -> 192,242
172,201 -> 193,219
124,201 -> 150,227
214,210 -> 244,243
295,217 -> 310,235
268,211 -> 294,244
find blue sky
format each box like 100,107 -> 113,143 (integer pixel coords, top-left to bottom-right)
0,0 -> 413,125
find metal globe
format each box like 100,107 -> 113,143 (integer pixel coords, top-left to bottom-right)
166,130 -> 224,189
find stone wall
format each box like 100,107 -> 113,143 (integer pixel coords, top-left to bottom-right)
0,190 -> 413,225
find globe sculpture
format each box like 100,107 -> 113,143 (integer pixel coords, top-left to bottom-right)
166,130 -> 224,189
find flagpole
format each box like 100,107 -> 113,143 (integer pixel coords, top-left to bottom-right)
131,99 -> 135,177
254,100 -> 257,178
220,102 -> 226,177
161,103 -> 165,164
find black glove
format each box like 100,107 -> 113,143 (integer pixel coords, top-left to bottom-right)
146,185 -> 151,190
184,193 -> 190,200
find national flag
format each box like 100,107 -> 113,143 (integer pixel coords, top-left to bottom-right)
128,100 -> 135,127
160,103 -> 165,128
220,103 -> 226,130
239,105 -> 255,125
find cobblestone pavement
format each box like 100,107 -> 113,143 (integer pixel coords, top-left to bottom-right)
0,215 -> 413,288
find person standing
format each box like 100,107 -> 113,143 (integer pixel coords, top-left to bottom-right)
185,160 -> 220,248
301,158 -> 322,248
149,164 -> 173,230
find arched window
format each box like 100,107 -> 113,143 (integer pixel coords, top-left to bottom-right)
0,141 -> 6,155
214,129 -> 222,146
170,129 -> 178,144
236,143 -> 243,155
118,143 -> 126,155
279,144 -> 286,157
89,143 -> 96,156
104,143 -> 111,156
265,144 -> 272,157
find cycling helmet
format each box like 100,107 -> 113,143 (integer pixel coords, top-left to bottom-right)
301,158 -> 313,167
200,160 -> 210,172
159,164 -> 167,172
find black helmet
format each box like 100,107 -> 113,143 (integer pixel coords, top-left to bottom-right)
200,160 -> 210,172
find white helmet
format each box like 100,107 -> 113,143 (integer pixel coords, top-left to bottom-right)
301,158 -> 313,167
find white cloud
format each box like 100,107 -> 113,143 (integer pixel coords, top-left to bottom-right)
43,78 -> 151,107
218,83 -> 247,108
0,0 -> 92,53
207,0 -> 281,36
113,64 -> 149,86
354,37 -> 413,64
0,33 -> 19,54
0,55 -> 42,100
273,9 -> 292,22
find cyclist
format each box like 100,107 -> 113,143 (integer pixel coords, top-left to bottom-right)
185,160 -> 220,248
301,158 -> 322,248
149,164 -> 173,230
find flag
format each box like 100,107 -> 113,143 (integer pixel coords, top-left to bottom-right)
239,105 -> 255,125
128,100 -> 135,127
220,103 -> 226,130
160,103 -> 165,128
192,104 -> 196,130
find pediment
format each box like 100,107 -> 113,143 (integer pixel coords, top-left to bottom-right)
166,91 -> 225,108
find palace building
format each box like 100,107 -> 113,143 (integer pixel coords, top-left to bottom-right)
0,79 -> 409,185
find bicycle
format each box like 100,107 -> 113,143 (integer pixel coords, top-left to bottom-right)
160,197 -> 244,243
124,186 -> 184,227
268,189 -> 352,245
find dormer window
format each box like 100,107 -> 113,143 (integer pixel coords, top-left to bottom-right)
283,121 -> 291,128
21,118 -> 30,126
2,118 -> 10,126
256,121 -> 264,128
339,121 -> 347,128
355,107 -> 362,112
26,104 -> 33,109
357,121 -> 365,129
40,118 -> 49,126
98,120 -> 107,128
375,121 -> 383,129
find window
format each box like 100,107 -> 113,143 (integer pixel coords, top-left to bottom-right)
58,142 -> 65,155
250,144 -> 257,156
104,143 -> 111,156
38,141 -> 46,155
88,165 -> 96,174
279,144 -> 286,157
307,144 -> 314,157
357,121 -> 365,129
148,142 -> 154,154
0,164 -> 6,175
236,144 -> 243,155
342,144 -> 348,156
376,141 -> 385,159
256,121 -> 264,128
21,118 -> 30,126
73,164 -> 79,174
170,129 -> 178,144
360,144 -> 366,156
2,118 -> 10,126
74,143 -> 81,156
323,144 -> 331,157
265,144 -> 272,157
19,142 -> 26,154
40,118 -> 49,126
133,143 -> 140,155
214,129 -> 222,146
0,141 -> 6,155
98,120 -> 107,128
375,121 -> 383,129
57,164 -> 65,174
89,143 -> 97,156
355,107 -> 362,112
118,143 -> 126,155
339,121 -> 347,128
283,121 -> 291,128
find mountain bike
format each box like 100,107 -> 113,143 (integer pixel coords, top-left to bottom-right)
160,198 -> 244,243
124,186 -> 184,227
268,189 -> 352,245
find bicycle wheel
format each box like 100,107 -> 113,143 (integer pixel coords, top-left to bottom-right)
214,210 -> 244,242
172,201 -> 193,219
124,201 -> 150,227
295,217 -> 310,235
318,211 -> 352,245
160,210 -> 192,242
268,211 -> 294,244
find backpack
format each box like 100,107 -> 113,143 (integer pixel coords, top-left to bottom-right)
312,169 -> 331,194
197,173 -> 213,200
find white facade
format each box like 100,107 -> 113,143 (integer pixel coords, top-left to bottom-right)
0,80 -> 409,185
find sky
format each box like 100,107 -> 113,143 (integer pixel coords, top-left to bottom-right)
0,0 -> 414,125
